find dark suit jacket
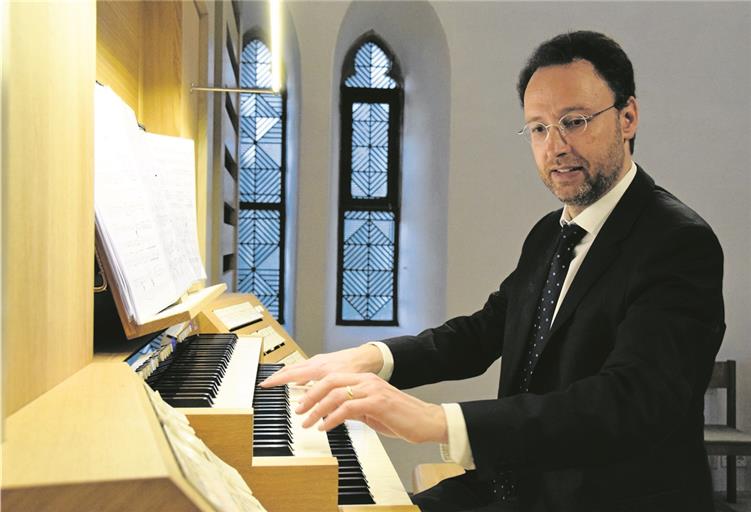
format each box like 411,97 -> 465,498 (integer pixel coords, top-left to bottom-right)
384,167 -> 725,512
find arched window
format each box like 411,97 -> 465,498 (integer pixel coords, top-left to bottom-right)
337,37 -> 403,325
238,36 -> 286,321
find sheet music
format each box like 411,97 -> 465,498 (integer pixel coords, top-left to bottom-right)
140,132 -> 206,285
95,85 -> 178,323
94,84 -> 206,324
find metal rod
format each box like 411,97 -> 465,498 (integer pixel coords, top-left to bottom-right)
190,84 -> 280,95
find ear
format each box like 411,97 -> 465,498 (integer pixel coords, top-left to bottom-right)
620,96 -> 639,144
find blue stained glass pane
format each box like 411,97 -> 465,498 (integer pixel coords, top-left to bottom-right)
240,39 -> 271,89
351,102 -> 389,199
341,210 -> 395,322
239,38 -> 285,321
239,168 -> 281,203
239,89 -> 283,203
237,209 -> 281,318
344,42 -> 397,89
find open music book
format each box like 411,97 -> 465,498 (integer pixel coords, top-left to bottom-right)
94,84 -> 206,326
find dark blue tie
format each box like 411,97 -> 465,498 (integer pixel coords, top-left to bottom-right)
518,223 -> 587,392
490,223 -> 587,503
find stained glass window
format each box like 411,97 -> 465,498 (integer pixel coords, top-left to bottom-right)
345,42 -> 398,89
351,102 -> 389,199
337,37 -> 403,325
341,211 -> 396,321
239,37 -> 285,321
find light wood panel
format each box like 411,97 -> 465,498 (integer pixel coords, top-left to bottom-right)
2,0 -> 95,417
1,363 -> 211,511
194,0 -> 213,269
247,457 -> 339,512
96,0 -> 203,141
1,0 -> 6,440
197,292 -> 309,363
95,1 -> 142,112
141,1 -> 182,136
184,407 -> 254,471
209,0 -> 240,286
181,1 -> 201,141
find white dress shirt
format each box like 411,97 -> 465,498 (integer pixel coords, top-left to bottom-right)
370,161 -> 637,469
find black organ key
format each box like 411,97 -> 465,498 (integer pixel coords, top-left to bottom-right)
326,424 -> 374,505
145,334 -> 238,408
252,364 -> 292,457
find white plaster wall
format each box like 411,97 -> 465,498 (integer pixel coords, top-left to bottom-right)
325,1 -> 451,351
286,1 -> 349,355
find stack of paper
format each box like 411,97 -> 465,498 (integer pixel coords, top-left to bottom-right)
94,84 -> 206,324
145,384 -> 268,511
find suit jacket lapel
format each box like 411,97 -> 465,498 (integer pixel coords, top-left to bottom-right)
547,167 -> 655,340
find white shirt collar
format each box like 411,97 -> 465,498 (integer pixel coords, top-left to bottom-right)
560,161 -> 637,236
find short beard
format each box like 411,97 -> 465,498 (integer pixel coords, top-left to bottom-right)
566,167 -> 619,207
563,124 -> 625,208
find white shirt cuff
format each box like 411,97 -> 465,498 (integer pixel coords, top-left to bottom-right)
439,403 -> 476,470
367,341 -> 394,381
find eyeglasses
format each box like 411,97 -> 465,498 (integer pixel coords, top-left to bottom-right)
517,104 -> 617,145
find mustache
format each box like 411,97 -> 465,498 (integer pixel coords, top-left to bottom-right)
547,159 -> 588,172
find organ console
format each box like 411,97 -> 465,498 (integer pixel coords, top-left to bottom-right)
3,3 -> 421,510
2,292 -> 419,512
128,292 -> 418,512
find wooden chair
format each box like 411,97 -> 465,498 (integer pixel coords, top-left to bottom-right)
704,360 -> 751,503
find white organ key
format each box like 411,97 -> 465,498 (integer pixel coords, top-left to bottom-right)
345,420 -> 413,505
212,347 -> 331,456
288,384 -> 332,457
211,336 -> 262,408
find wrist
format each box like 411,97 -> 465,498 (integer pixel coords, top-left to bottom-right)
356,343 -> 385,374
429,403 -> 449,444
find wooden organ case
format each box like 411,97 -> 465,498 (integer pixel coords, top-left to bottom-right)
1,2 -> 418,511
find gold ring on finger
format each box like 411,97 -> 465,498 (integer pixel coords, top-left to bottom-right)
346,385 -> 355,401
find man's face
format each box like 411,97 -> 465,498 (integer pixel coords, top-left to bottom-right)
522,60 -> 637,214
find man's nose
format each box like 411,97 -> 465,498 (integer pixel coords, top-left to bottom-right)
545,125 -> 571,156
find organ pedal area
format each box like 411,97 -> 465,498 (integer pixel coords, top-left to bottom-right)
1,292 -> 419,512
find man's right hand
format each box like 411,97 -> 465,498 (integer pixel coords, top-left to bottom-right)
259,343 -> 384,388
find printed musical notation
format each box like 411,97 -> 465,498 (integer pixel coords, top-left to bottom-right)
94,84 -> 206,324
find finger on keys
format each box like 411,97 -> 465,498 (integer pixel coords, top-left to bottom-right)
296,373 -> 358,415
317,395 -> 363,432
298,376 -> 356,420
301,386 -> 353,429
260,362 -> 315,387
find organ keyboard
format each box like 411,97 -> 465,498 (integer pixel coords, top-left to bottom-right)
130,296 -> 418,512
